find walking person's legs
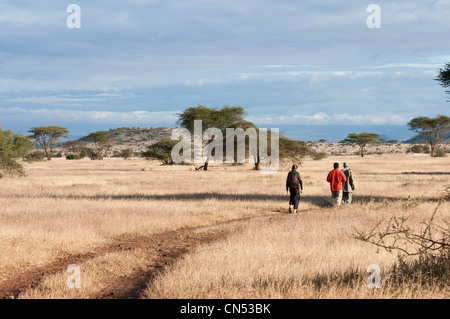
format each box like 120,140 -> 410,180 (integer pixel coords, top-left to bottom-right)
347,192 -> 352,204
331,190 -> 343,207
336,190 -> 343,206
293,189 -> 300,213
289,188 -> 295,213
343,191 -> 349,204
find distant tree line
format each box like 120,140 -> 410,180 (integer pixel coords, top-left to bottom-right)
1,62 -> 449,176
142,105 -> 327,169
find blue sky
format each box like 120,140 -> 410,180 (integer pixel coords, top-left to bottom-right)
0,0 -> 449,141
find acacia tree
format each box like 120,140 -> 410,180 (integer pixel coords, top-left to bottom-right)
435,62 -> 450,99
407,116 -> 450,157
177,105 -> 315,170
63,140 -> 87,154
142,138 -> 187,165
340,132 -> 383,157
28,126 -> 69,160
0,127 -> 33,177
279,136 -> 311,163
118,148 -> 134,160
177,105 -> 246,170
83,131 -> 114,160
177,105 -> 246,133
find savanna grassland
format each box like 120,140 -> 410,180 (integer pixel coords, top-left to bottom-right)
0,153 -> 449,299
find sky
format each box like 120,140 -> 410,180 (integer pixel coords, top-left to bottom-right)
0,0 -> 449,141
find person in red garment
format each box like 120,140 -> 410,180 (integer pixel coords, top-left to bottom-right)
326,162 -> 347,207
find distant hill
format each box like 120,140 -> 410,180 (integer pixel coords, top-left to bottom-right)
108,127 -> 172,145
405,131 -> 450,144
78,127 -> 173,153
379,134 -> 399,143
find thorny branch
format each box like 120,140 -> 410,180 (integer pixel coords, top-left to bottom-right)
353,201 -> 449,257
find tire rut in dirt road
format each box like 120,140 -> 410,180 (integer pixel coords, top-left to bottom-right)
90,228 -> 226,299
0,213 -> 282,299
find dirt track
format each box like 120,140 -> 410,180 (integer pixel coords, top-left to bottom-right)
0,213 -> 283,299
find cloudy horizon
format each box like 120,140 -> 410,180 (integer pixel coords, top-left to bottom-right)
1,0 -> 449,141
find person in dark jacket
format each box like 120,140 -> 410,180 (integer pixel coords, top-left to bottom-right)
341,162 -> 355,205
286,164 -> 303,214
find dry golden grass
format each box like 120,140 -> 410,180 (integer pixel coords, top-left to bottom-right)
0,153 -> 449,298
143,201 -> 449,299
0,159 -> 277,283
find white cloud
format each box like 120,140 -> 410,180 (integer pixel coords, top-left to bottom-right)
0,1 -> 449,139
0,9 -> 49,26
372,55 -> 450,70
248,112 -> 410,126
234,70 -> 383,83
6,93 -> 138,104
0,107 -> 178,124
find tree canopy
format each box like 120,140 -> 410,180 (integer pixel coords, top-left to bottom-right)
142,138 -> 187,165
435,62 -> 450,98
0,127 -> 33,177
175,105 -> 319,170
28,126 -> 69,160
177,105 -> 246,133
407,115 -> 450,157
83,131 -> 114,160
340,132 -> 383,157
279,137 -> 311,163
176,105 -> 246,170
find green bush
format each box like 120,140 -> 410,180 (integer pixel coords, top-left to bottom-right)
433,148 -> 447,157
408,144 -> 430,154
53,151 -> 63,158
142,138 -> 186,165
1,128 -> 34,176
118,148 -> 134,159
310,150 -> 328,161
24,151 -> 46,162
79,147 -> 97,160
66,153 -> 81,160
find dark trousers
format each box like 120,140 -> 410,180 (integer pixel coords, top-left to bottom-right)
289,188 -> 300,209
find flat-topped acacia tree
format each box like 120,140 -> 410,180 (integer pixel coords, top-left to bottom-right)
340,132 -> 383,157
83,130 -> 114,160
28,126 -> 69,160
176,105 -> 246,170
407,115 -> 450,157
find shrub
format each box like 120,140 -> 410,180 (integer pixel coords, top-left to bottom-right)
1,128 -> 33,176
433,148 -> 447,157
66,153 -> 81,160
408,144 -> 430,154
142,138 -> 182,165
353,201 -> 449,289
118,148 -> 134,159
310,150 -> 328,161
79,147 -> 95,159
24,151 -> 46,162
55,151 -> 63,158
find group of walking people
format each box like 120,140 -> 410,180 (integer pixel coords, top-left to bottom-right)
286,162 -> 355,214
